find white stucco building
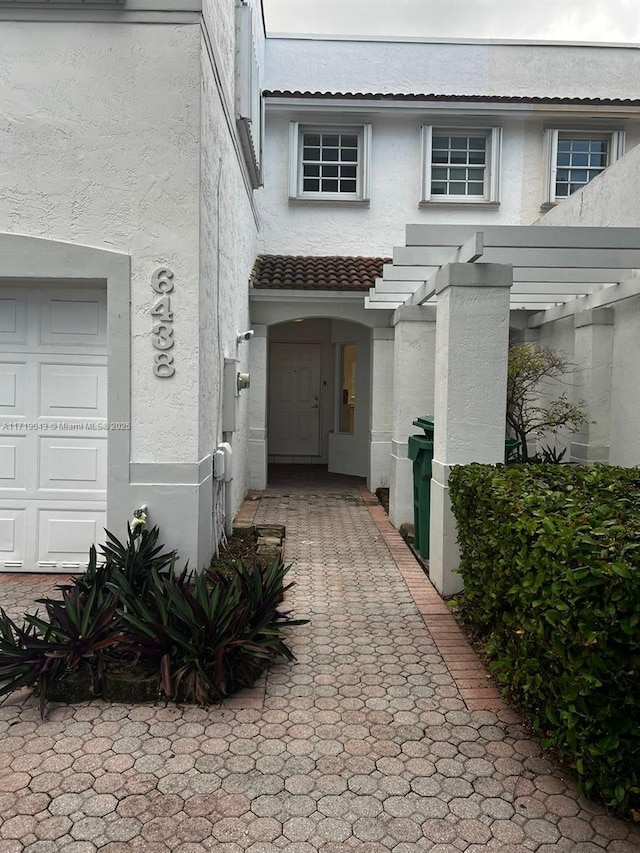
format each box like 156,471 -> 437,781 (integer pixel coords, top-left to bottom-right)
2,6 -> 640,590
1,0 -> 264,571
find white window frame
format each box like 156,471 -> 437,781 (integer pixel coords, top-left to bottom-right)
421,125 -> 502,205
289,122 -> 372,203
543,128 -> 625,205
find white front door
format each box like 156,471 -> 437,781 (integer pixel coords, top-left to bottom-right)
269,342 -> 321,456
0,285 -> 108,572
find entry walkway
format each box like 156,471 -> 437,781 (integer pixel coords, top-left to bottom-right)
0,469 -> 638,851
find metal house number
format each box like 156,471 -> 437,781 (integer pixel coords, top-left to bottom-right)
150,268 -> 176,377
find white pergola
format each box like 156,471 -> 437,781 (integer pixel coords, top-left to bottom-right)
366,224 -> 640,315
365,225 -> 640,596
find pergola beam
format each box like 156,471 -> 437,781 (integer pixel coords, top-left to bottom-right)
529,274 -> 640,327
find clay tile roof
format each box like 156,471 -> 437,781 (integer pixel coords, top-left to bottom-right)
263,90 -> 640,107
251,255 -> 391,291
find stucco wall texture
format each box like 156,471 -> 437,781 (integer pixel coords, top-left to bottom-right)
0,22 -> 202,464
537,144 -> 640,466
257,110 -> 640,259
265,38 -> 640,100
0,13 -> 261,567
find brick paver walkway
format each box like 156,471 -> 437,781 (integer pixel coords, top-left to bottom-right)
0,467 -> 639,852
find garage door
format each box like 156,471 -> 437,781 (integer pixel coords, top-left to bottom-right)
0,285 -> 108,572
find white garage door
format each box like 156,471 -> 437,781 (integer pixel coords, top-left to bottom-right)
0,285 -> 108,572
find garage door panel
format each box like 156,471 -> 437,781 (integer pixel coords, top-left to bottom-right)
38,437 -> 106,494
0,508 -> 27,569
40,293 -> 107,348
0,438 -> 27,491
0,285 -> 107,573
39,363 -> 107,418
37,509 -> 105,568
0,362 -> 27,416
0,291 -> 27,344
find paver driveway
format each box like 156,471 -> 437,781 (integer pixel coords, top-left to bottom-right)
0,467 -> 638,852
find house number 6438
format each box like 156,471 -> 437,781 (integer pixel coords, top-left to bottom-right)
151,268 -> 176,377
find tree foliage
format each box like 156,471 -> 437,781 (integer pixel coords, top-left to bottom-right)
506,343 -> 587,461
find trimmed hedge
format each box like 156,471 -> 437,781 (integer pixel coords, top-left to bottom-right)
449,463 -> 640,815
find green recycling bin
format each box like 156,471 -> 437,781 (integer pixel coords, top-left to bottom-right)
407,433 -> 433,560
505,436 -> 520,462
408,416 -> 520,562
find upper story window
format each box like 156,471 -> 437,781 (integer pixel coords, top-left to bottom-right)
421,126 -> 502,206
544,129 -> 625,205
289,122 -> 372,203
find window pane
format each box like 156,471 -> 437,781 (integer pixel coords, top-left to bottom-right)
432,151 -> 448,163
303,178 -> 320,192
341,135 -> 358,147
322,179 -> 339,192
449,168 -> 467,180
323,147 -> 339,162
449,182 -> 466,193
342,148 -> 358,162
341,165 -> 357,179
303,147 -> 320,160
469,137 -> 486,150
340,180 -> 357,193
572,140 -> 590,152
467,169 -> 484,181
303,164 -> 320,177
323,134 -> 339,147
468,182 -> 485,195
469,151 -> 485,164
573,153 -> 589,167
450,151 -> 467,164
431,182 -> 447,194
303,133 -> 320,146
451,137 -> 467,149
323,164 -> 339,178
557,139 -> 571,152
432,136 -> 448,149
557,153 -> 570,166
431,168 -> 447,180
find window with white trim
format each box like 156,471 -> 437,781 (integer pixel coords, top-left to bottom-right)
421,126 -> 502,204
289,123 -> 371,202
544,129 -> 625,204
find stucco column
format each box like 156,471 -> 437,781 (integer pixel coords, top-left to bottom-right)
429,262 -> 512,597
368,327 -> 394,492
248,324 -> 268,489
389,306 -> 437,528
571,308 -> 613,463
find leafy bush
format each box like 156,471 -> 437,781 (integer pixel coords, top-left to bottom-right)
449,463 -> 640,815
0,525 -> 304,712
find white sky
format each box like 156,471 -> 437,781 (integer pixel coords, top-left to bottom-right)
263,0 -> 640,44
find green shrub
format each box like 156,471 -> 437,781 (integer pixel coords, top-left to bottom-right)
0,525 -> 305,712
449,463 -> 640,815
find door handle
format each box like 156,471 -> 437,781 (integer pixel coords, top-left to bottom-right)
311,404 -> 319,409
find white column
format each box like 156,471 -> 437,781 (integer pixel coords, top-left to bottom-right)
388,305 -> 437,528
429,263 -> 512,597
248,324 -> 268,489
368,326 -> 394,492
571,308 -> 613,463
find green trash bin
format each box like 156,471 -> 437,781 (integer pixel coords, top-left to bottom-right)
408,416 -> 519,561
505,436 -> 520,462
407,433 -> 433,560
